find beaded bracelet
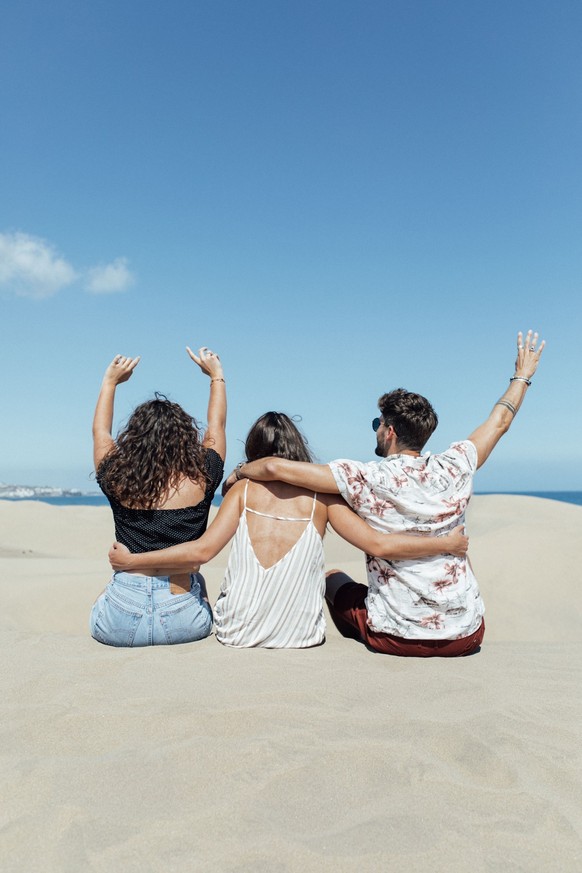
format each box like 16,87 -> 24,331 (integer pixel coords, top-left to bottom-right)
211,378 -> 226,384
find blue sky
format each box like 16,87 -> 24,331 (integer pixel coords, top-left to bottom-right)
1,0 -> 580,492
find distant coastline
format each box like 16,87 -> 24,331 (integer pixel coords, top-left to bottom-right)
1,490 -> 581,508
0,483 -> 85,500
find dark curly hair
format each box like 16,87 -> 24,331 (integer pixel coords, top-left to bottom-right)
244,412 -> 314,463
378,389 -> 438,451
97,394 -> 210,509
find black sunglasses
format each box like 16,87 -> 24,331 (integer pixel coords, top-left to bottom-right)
372,417 -> 382,432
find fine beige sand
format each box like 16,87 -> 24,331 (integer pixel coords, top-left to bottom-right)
1,495 -> 581,872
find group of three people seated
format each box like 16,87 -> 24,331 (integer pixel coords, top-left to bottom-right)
91,331 -> 544,656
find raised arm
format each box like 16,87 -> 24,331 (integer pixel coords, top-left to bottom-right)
92,355 -> 140,469
108,480 -> 245,574
326,497 -> 468,559
223,457 -> 339,495
186,346 -> 227,460
468,330 -> 545,469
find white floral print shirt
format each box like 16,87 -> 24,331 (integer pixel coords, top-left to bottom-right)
329,440 -> 484,640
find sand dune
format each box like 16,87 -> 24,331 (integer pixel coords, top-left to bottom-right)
1,495 -> 581,872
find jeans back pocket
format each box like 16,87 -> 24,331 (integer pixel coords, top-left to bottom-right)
158,597 -> 212,645
90,589 -> 144,647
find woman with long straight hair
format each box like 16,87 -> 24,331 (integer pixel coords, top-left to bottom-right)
108,411 -> 468,649
90,346 -> 226,647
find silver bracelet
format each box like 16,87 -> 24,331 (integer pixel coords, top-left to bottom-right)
510,376 -> 531,386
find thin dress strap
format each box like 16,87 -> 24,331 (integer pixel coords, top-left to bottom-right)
244,486 -> 316,523
310,493 -> 318,522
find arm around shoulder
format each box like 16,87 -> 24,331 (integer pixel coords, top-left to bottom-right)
237,457 -> 339,493
326,497 -> 468,559
109,480 -> 244,573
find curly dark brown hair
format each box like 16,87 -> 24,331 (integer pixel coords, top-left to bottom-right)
97,394 -> 210,509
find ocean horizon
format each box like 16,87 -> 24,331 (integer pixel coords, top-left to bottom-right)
2,491 -> 582,508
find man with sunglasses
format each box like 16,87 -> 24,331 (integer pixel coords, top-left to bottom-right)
227,331 -> 545,657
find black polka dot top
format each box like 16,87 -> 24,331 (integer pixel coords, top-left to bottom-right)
97,449 -> 224,552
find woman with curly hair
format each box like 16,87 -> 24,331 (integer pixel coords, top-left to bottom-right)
108,412 -> 468,649
90,346 -> 226,647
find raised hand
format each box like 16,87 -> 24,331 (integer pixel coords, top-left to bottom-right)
514,330 -> 545,381
103,354 -> 141,385
186,346 -> 224,380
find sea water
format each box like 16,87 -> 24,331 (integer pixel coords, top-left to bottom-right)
2,492 -> 582,508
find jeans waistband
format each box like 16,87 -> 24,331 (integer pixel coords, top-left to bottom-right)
113,572 -> 198,591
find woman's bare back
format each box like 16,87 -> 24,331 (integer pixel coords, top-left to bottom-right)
153,476 -> 207,510
244,480 -> 328,569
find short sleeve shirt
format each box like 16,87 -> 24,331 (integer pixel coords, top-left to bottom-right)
329,441 -> 484,640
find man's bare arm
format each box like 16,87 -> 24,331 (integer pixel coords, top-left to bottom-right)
468,330 -> 545,469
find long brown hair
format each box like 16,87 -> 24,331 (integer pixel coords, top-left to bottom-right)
97,393 -> 210,509
244,412 -> 314,463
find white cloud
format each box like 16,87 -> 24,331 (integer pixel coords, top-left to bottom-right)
0,231 -> 77,298
85,257 -> 135,294
0,230 -> 136,299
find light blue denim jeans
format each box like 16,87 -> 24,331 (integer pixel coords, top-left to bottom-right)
90,572 -> 213,647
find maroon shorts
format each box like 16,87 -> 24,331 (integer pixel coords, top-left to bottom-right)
330,582 -> 485,657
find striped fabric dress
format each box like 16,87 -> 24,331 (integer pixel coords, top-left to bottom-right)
213,482 -> 326,648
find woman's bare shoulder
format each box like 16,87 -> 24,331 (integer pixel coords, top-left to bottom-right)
247,479 -> 316,509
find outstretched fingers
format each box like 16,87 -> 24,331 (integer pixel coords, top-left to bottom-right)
111,354 -> 140,368
186,346 -> 202,366
514,329 -> 545,380
186,345 -> 223,379
104,354 -> 140,384
186,345 -> 218,362
523,330 -> 545,357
